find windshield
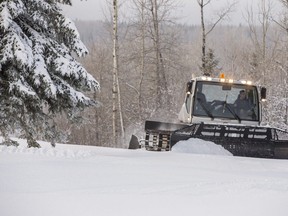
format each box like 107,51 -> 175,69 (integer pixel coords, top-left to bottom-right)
193,81 -> 259,121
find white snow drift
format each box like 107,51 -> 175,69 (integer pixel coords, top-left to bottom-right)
172,138 -> 233,156
1,138 -> 288,216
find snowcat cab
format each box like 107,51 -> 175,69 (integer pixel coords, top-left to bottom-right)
178,77 -> 262,126
140,75 -> 288,159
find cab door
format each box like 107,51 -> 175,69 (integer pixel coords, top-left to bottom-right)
178,80 -> 194,123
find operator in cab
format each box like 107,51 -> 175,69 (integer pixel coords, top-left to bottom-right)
233,90 -> 251,117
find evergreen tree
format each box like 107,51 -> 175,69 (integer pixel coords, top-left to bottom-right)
0,0 -> 99,147
200,48 -> 219,77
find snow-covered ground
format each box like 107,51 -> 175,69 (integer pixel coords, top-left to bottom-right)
1,138 -> 288,216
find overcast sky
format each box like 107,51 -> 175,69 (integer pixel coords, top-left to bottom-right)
62,0 -> 283,25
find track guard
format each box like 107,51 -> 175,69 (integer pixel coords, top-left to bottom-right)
170,123 -> 288,159
144,120 -> 188,151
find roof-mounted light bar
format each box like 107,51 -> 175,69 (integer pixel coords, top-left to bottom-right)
199,74 -> 253,85
247,81 -> 252,85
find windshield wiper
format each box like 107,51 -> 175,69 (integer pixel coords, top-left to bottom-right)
223,102 -> 241,123
197,98 -> 214,120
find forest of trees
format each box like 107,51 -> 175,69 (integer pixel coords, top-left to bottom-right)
55,0 -> 288,148
0,0 -> 287,148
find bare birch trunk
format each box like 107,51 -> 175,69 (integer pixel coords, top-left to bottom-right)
197,0 -> 236,76
150,0 -> 168,109
199,0 -> 207,76
139,0 -> 145,114
112,0 -> 124,145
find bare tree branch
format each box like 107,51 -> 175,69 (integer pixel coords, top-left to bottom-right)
197,0 -> 212,7
206,1 -> 238,36
272,0 -> 288,33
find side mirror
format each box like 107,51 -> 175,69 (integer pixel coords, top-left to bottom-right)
261,87 -> 267,101
186,81 -> 193,94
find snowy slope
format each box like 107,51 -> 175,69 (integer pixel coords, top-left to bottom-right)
1,138 -> 288,216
